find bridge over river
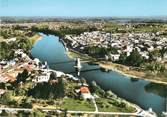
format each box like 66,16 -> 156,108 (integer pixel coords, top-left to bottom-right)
31,33 -> 166,116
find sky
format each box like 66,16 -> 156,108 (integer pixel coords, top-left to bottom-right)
0,0 -> 167,17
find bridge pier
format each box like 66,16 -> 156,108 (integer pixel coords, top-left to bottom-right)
75,58 -> 82,76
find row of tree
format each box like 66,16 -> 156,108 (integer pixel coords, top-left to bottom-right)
84,46 -> 118,58
31,25 -> 98,38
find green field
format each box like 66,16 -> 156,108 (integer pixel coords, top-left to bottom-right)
61,98 -> 95,111
96,98 -> 136,112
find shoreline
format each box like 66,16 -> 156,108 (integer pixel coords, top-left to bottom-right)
66,49 -> 167,85
27,33 -> 158,116
99,62 -> 167,85
29,33 -> 42,45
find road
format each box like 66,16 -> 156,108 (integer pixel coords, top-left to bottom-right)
0,107 -> 157,117
92,98 -> 98,112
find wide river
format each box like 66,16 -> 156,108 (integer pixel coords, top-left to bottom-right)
31,33 -> 166,115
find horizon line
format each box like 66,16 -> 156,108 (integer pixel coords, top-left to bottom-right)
1,15 -> 167,18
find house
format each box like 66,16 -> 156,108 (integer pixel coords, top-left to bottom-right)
0,74 -> 8,82
41,61 -> 48,69
49,79 -> 58,85
163,53 -> 167,60
54,71 -> 65,77
0,89 -> 6,95
15,49 -> 30,61
66,74 -> 79,81
5,37 -> 16,43
110,54 -> 120,61
33,72 -> 50,83
0,73 -> 16,83
7,60 -> 16,66
140,51 -> 149,59
80,86 -> 94,99
33,58 -> 40,68
0,60 -> 7,66
20,62 -> 36,71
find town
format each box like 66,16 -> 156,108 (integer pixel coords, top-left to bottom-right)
1,0 -> 167,116
0,17 -> 166,116
65,31 -> 167,61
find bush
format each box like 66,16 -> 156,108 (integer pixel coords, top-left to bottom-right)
8,100 -> 19,107
30,109 -> 45,117
20,98 -> 32,108
0,92 -> 12,104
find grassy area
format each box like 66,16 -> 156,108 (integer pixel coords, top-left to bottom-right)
61,98 -> 95,111
67,51 -> 80,59
96,98 -> 135,112
33,100 -> 61,110
104,22 -> 126,32
66,51 -> 95,61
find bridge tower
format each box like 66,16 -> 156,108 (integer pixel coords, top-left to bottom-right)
76,58 -> 82,69
74,58 -> 82,76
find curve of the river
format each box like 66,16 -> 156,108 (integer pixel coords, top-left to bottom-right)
31,33 -> 166,115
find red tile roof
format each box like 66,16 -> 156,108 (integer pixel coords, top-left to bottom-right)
80,86 -> 90,94
1,74 -> 16,82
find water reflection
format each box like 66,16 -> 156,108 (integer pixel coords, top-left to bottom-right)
145,83 -> 167,98
99,67 -> 111,72
75,68 -> 81,76
130,78 -> 139,82
87,61 -> 99,66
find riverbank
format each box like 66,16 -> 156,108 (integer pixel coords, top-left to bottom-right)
30,32 -> 163,116
66,50 -> 167,85
29,34 -> 42,45
99,62 -> 167,85
0,46 -> 139,114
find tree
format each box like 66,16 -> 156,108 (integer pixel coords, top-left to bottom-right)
16,69 -> 29,83
80,78 -> 86,84
20,98 -> 32,108
28,77 -> 65,99
148,50 -> 161,61
8,100 -> 19,107
30,109 -> 45,117
56,77 -> 65,98
0,92 -> 12,104
90,81 -> 104,97
84,46 -> 108,58
15,87 -> 26,96
50,72 -> 57,80
160,47 -> 167,59
126,49 -> 143,67
17,111 -> 31,117
0,110 -> 17,117
105,90 -> 113,98
119,52 -> 127,63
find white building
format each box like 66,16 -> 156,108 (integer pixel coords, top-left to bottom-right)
110,54 -> 120,61
33,72 -> 50,83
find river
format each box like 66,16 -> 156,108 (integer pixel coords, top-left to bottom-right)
31,33 -> 166,115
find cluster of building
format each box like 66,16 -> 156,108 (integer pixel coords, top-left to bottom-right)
65,31 -> 111,49
0,48 -> 94,100
65,31 -> 167,61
